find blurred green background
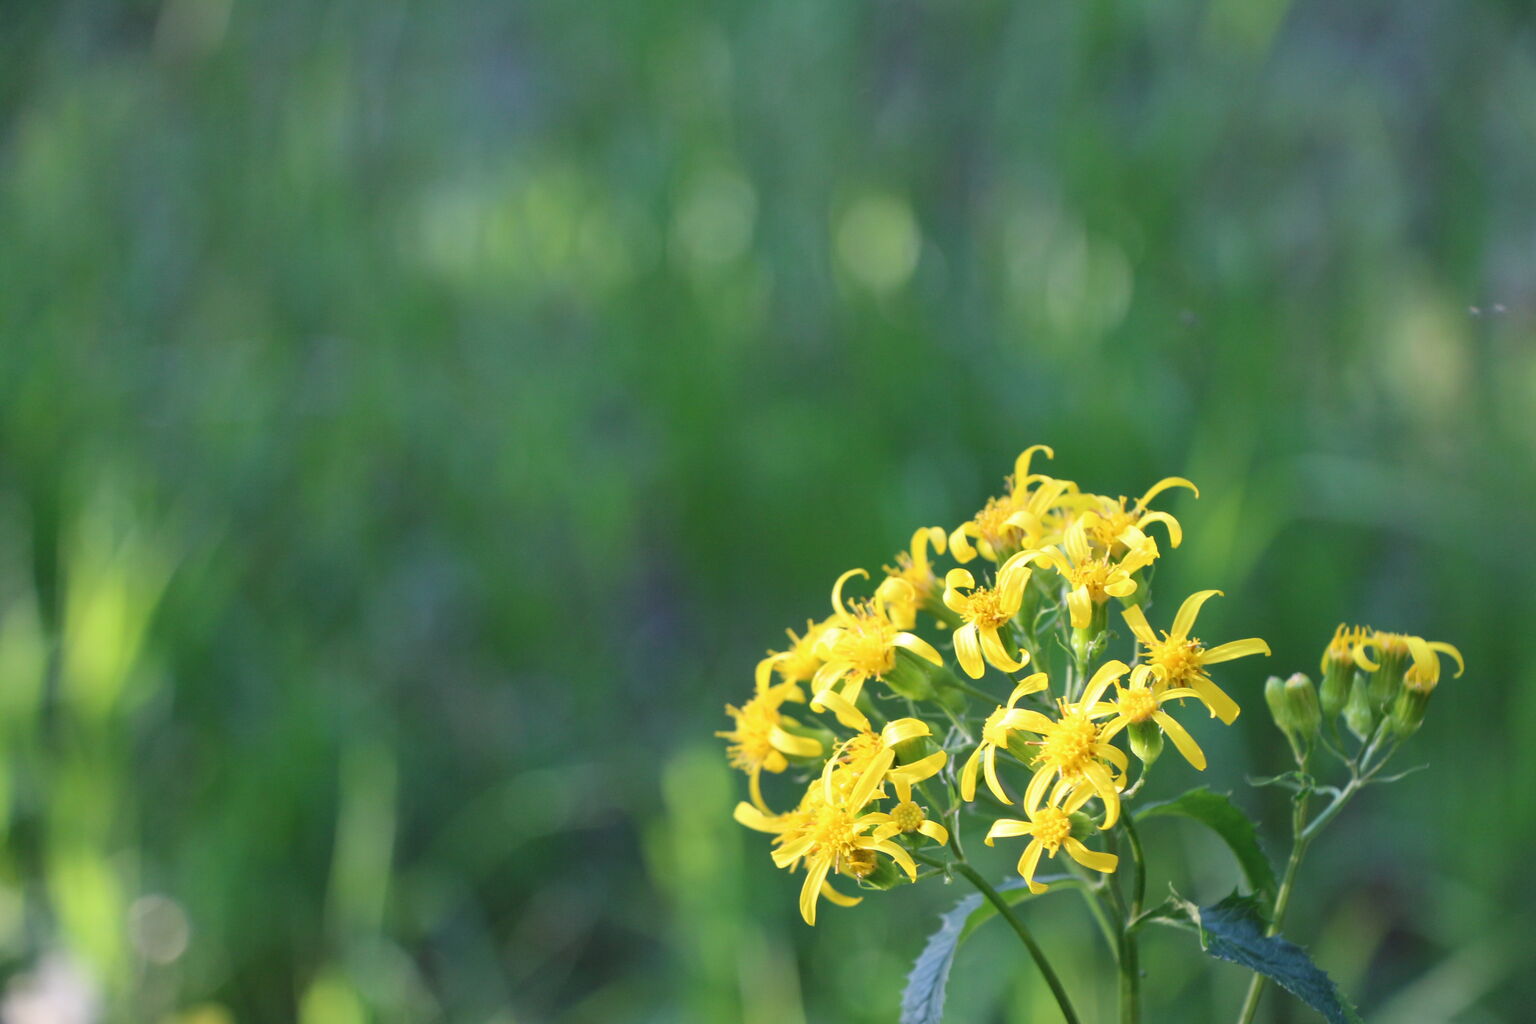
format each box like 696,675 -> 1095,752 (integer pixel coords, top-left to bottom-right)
1,0 -> 1534,1021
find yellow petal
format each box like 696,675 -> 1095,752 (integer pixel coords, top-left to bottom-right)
918,819 -> 950,845
985,818 -> 1034,844
799,858 -> 832,925
959,745 -> 983,802
894,631 -> 944,666
734,802 -> 781,833
1171,590 -> 1222,642
891,751 -> 948,786
1136,509 -> 1184,548
770,726 -> 823,759
1083,660 -> 1130,706
1019,841 -> 1048,893
1013,444 -> 1055,484
1136,476 -> 1198,508
830,568 -> 869,618
1428,640 -> 1465,678
1066,586 -> 1092,630
882,717 -> 931,746
1153,710 -> 1207,770
1120,603 -> 1158,646
1186,676 -> 1240,725
1201,637 -> 1271,664
1064,837 -> 1119,874
948,526 -> 979,564
820,881 -> 863,907
1007,672 -> 1050,706
983,746 -> 1010,804
980,627 -> 1027,673
954,623 -> 985,679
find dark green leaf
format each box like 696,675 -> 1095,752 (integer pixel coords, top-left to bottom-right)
1150,890 -> 1364,1024
1137,787 -> 1277,902
900,875 -> 1070,1024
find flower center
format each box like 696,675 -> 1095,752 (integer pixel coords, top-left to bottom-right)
962,586 -> 1010,629
828,610 -> 898,677
1149,636 -> 1203,683
1118,688 -> 1158,723
1031,806 -> 1073,851
722,694 -> 781,768
891,800 -> 925,833
1036,711 -> 1100,777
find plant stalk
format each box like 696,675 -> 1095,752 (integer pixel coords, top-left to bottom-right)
950,861 -> 1083,1024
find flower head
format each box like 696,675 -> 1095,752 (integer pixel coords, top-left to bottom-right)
1084,664 -> 1212,770
942,551 -> 1039,679
882,526 -> 949,629
1120,590 -> 1270,724
959,673 -> 1049,803
719,680 -> 825,809
811,569 -> 943,727
1401,635 -> 1464,694
985,801 -> 1118,893
950,446 -> 1076,564
1076,477 -> 1198,557
1005,662 -> 1133,827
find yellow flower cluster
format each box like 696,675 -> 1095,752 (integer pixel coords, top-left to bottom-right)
723,446 -> 1275,921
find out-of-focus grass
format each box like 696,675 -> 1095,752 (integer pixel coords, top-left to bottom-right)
0,1 -> 1534,1020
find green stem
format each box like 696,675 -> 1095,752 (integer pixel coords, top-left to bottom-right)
950,861 -> 1083,1024
1235,790 -> 1310,1024
950,678 -> 1004,706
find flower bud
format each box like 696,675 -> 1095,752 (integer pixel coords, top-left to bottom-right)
1128,719 -> 1163,767
883,647 -> 937,701
850,851 -> 906,890
1343,672 -> 1376,742
1282,672 -> 1322,742
1390,686 -> 1431,738
1068,811 -> 1097,841
1367,635 -> 1409,711
1319,656 -> 1352,719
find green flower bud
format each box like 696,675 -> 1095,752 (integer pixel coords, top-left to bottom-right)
1068,811 -> 1097,842
1343,672 -> 1376,742
1390,686 -> 1431,738
1319,658 -> 1352,719
1283,672 -> 1322,742
884,647 -> 937,701
850,850 -> 906,890
1128,719 -> 1164,767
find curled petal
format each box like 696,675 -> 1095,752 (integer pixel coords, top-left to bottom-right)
1136,476 -> 1198,508
881,717 -> 931,746
1018,841 -> 1048,893
1136,509 -> 1183,548
1202,637 -> 1271,664
982,746 -> 1010,804
1013,444 -> 1055,484
960,746 -> 984,802
979,627 -> 1027,673
799,858 -> 832,925
813,688 -> 870,731
770,726 -> 823,759
820,881 -> 863,907
985,818 -> 1034,844
893,631 -> 944,666
1171,589 -> 1223,642
890,751 -> 948,786
830,568 -> 869,618
918,819 -> 949,845
953,623 -> 985,679
1083,660 -> 1131,706
872,840 -> 918,881
1007,672 -> 1050,707
1063,837 -> 1119,874
1023,764 -> 1053,814
734,802 -> 781,833
1066,586 -> 1093,630
1428,640 -> 1465,678
948,526 -> 979,564
1186,676 -> 1240,725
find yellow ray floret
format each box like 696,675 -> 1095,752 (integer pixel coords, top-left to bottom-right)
1076,476 -> 1198,556
959,672 -> 1049,803
985,799 -> 1118,893
1120,590 -> 1270,724
950,446 -> 1077,564
942,551 -> 1039,679
820,716 -> 947,811
1401,635 -> 1463,693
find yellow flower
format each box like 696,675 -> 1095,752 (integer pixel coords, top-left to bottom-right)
1077,477 -> 1198,556
820,715 -> 948,812
1400,635 -> 1464,693
1006,663 -> 1132,827
941,551 -> 1039,679
810,569 -> 944,727
1120,590 -> 1270,725
1319,623 -> 1374,675
734,782 -> 917,925
1032,513 -> 1159,629
882,526 -> 949,629
984,801 -> 1118,893
959,673 -> 1050,802
719,680 -> 826,810
862,796 -> 950,847
1083,664 -> 1212,770
950,445 -> 1077,564
757,619 -> 836,693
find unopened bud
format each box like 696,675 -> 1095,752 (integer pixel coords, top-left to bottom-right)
1343,673 -> 1376,742
884,648 -> 937,701
1068,811 -> 1097,841
852,851 -> 905,890
1282,673 -> 1322,742
1390,686 -> 1431,738
1128,719 -> 1164,766
1319,657 -> 1352,718
1368,637 -> 1409,711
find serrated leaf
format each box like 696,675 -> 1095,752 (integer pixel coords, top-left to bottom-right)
900,875 -> 1070,1024
1150,890 -> 1364,1024
1137,787 -> 1277,902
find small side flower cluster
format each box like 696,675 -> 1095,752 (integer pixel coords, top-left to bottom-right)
722,446 -> 1277,921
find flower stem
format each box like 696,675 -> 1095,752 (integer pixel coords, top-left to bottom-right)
1234,789 -> 1310,1024
950,861 -> 1083,1024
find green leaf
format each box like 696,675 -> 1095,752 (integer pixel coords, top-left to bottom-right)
1149,890 -> 1364,1024
900,875 -> 1070,1024
1137,787 -> 1277,902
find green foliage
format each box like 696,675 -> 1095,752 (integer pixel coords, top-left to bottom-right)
1147,891 -> 1364,1024
1136,787 -> 1278,904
